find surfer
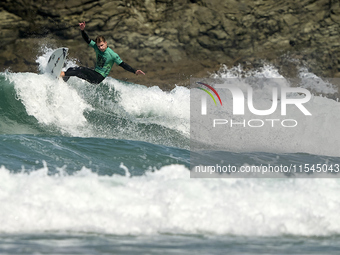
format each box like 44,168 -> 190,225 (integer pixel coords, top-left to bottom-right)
60,21 -> 145,84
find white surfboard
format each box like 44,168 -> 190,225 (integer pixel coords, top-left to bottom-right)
46,47 -> 68,79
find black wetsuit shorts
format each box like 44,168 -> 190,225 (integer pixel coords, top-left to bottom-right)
63,66 -> 105,84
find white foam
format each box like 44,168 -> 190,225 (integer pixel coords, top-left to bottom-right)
105,78 -> 190,136
5,72 -> 92,136
0,164 -> 340,237
299,67 -> 338,94
212,64 -> 286,79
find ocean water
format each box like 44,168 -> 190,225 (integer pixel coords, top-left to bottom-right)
1,49 -> 340,254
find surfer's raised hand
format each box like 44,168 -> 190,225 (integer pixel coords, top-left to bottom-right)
79,21 -> 86,31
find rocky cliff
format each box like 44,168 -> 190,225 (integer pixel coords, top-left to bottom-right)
1,0 -> 340,90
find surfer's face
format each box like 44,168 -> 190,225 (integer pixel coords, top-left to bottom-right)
97,41 -> 108,52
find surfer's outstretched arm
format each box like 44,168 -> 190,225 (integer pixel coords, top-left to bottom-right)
119,62 -> 145,75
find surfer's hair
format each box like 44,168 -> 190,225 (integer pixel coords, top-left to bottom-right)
95,36 -> 106,43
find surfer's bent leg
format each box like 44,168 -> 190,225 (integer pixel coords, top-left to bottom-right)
63,67 -> 105,84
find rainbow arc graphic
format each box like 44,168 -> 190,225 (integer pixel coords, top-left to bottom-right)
197,82 -> 222,106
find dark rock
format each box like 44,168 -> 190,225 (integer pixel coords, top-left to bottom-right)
0,0 -> 340,91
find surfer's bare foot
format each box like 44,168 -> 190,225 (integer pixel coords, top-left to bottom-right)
60,71 -> 65,77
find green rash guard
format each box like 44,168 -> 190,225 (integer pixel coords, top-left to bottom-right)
89,40 -> 123,77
